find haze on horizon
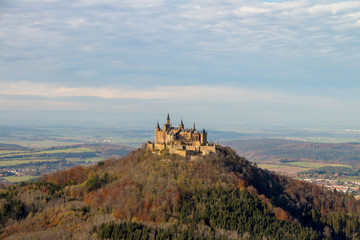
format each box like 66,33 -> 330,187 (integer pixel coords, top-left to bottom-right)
1,0 -> 360,129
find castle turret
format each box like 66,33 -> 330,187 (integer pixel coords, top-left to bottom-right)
167,113 -> 170,125
164,114 -> 172,131
156,122 -> 160,130
155,121 -> 161,144
200,129 -> 207,144
179,119 -> 184,129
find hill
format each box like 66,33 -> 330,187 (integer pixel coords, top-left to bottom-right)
0,145 -> 360,239
225,139 -> 360,165
0,143 -> 29,151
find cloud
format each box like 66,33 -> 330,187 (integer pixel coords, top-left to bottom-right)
308,2 -> 360,15
233,6 -> 270,16
0,81 -> 337,108
3,0 -> 360,59
1,0 -> 360,125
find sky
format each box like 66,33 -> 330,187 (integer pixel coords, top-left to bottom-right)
1,0 -> 360,129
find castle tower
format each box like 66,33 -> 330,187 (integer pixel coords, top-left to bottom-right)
179,119 -> 184,129
164,113 -> 172,131
155,122 -> 161,144
167,113 -> 170,125
156,122 -> 160,130
200,129 -> 207,144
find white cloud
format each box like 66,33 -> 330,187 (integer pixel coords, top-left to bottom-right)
1,0 -> 360,106
72,0 -> 165,8
67,18 -> 86,28
309,2 -> 360,15
233,6 -> 270,16
3,0 -> 360,61
0,81 -> 337,108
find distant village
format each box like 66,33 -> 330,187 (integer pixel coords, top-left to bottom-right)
302,178 -> 360,197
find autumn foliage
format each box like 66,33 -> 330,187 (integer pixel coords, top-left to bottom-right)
42,166 -> 86,186
1,145 -> 360,239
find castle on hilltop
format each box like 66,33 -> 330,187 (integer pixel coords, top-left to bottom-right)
147,114 -> 217,157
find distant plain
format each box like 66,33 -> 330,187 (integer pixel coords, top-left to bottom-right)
1,125 -> 360,183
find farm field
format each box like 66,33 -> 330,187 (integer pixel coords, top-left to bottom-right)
226,139 -> 360,166
0,147 -> 94,158
0,143 -> 132,184
258,164 -> 308,175
0,146 -> 96,166
302,137 -> 360,144
0,159 -> 54,167
2,175 -> 37,183
0,137 -> 83,148
258,161 -> 352,175
286,161 -> 350,168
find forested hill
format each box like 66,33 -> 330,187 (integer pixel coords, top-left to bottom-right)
0,143 -> 29,151
1,145 -> 360,239
225,139 -> 360,165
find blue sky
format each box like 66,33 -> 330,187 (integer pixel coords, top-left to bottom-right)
1,0 -> 360,129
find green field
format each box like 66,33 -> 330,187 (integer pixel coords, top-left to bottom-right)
0,138 -> 83,148
0,147 -> 98,168
0,150 -> 26,155
0,159 -> 56,167
0,147 -> 94,158
67,157 -> 103,163
286,161 -> 351,168
2,175 -> 38,183
302,137 -> 360,144
258,164 -> 288,169
258,161 -> 353,175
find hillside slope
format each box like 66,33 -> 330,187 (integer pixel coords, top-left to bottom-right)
0,145 -> 360,239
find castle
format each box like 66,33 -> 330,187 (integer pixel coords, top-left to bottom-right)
147,114 -> 217,157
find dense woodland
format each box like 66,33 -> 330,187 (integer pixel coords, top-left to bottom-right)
226,139 -> 360,165
0,145 -> 360,239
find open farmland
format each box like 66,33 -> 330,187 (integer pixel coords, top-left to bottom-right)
0,143 -> 132,183
258,164 -> 308,175
0,147 -> 94,159
225,139 -> 360,165
286,161 -> 350,168
258,161 -> 352,176
2,175 -> 37,183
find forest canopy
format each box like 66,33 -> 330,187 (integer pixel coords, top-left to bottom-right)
0,145 -> 360,239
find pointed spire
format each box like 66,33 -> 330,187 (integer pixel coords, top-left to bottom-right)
156,121 -> 160,129
193,122 -> 196,130
179,118 -> 184,129
166,113 -> 170,125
